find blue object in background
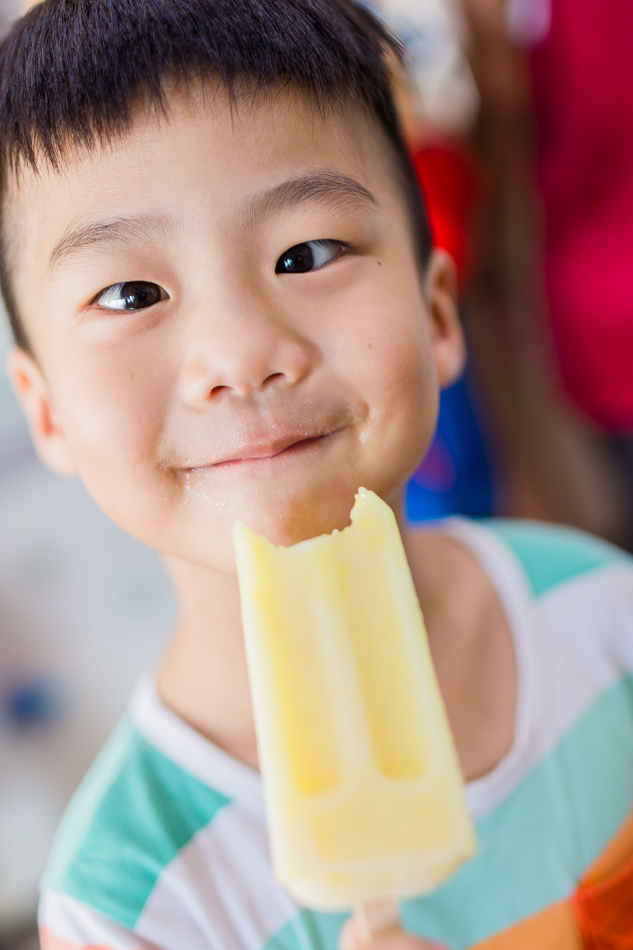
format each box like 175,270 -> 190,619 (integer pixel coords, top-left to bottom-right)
2,674 -> 65,731
407,370 -> 495,522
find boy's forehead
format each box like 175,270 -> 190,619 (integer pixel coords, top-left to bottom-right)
10,85 -> 381,225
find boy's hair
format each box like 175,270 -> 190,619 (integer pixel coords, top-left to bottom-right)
0,0 -> 433,352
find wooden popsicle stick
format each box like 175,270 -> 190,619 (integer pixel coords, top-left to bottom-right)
357,898 -> 401,940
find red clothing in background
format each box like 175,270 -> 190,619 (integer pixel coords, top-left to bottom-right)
412,143 -> 478,289
531,0 -> 633,431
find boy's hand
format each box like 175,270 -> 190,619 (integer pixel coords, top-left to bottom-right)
339,916 -> 449,950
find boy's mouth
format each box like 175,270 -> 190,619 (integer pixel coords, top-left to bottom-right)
212,431 -> 336,467
183,427 -> 344,472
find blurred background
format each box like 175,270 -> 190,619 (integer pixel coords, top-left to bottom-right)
2,0 -> 633,945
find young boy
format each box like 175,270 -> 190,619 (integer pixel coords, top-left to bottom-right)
1,2 -> 632,949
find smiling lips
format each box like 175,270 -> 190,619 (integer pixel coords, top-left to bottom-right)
169,397 -> 360,475
187,430 -> 338,471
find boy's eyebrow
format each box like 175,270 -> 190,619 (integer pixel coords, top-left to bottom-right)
48,172 -> 376,270
49,213 -> 173,271
242,171 -> 377,224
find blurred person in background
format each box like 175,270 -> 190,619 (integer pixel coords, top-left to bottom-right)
376,0 -> 633,546
459,0 -> 633,545
528,0 -> 633,545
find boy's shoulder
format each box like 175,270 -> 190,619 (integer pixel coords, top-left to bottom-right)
39,679 -> 297,950
480,517 -> 632,598
446,516 -> 633,751
42,708 -> 232,931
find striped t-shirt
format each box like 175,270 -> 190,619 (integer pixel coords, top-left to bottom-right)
39,519 -> 633,950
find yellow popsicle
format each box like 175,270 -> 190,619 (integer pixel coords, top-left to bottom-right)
233,488 -> 476,911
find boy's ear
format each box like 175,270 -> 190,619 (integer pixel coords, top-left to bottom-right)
424,248 -> 466,388
6,347 -> 78,477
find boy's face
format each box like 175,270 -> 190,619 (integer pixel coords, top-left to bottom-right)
8,86 -> 463,570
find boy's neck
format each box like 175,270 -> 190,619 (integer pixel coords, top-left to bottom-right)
157,555 -> 260,769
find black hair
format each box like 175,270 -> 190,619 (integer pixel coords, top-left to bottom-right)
0,0 -> 432,350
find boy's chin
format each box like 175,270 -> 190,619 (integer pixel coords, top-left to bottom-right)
180,484 -> 360,569
163,505 -> 355,578
228,489 -> 357,548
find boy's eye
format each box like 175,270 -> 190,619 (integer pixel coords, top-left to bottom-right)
93,281 -> 169,312
275,240 -> 347,274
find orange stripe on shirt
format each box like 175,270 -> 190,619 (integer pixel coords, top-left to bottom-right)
471,804 -> 633,950
39,925 -> 143,950
470,899 -> 584,950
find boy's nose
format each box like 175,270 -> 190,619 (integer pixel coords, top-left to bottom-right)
178,302 -> 314,406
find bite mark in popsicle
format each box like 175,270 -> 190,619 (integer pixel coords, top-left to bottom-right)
233,488 -> 476,911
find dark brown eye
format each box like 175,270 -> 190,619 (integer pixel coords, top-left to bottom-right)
275,240 -> 346,274
95,281 -> 168,311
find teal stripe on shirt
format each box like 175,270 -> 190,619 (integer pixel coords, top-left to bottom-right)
485,520 -> 630,597
263,673 -> 633,950
43,716 -> 231,929
265,909 -> 349,950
